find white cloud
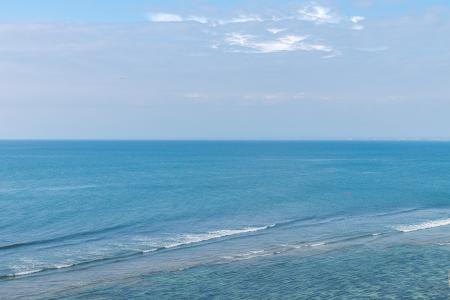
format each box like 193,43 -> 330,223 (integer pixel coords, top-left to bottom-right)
186,16 -> 209,24
146,7 -> 367,56
267,28 -> 287,34
351,16 -> 365,23
352,24 -> 365,30
228,15 -> 263,23
214,15 -> 264,26
225,33 -> 255,47
149,12 -> 264,26
224,33 -> 332,54
147,8 -> 364,32
148,13 -> 210,24
298,6 -> 339,24
350,16 -> 365,30
148,13 -> 183,22
322,51 -> 342,59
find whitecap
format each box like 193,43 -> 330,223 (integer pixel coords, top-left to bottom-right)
135,225 -> 274,250
162,226 -> 273,249
308,242 -> 326,247
11,269 -> 43,277
393,218 -> 450,232
141,248 -> 158,253
53,263 -> 74,269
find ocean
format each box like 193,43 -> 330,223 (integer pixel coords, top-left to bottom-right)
1,141 -> 449,299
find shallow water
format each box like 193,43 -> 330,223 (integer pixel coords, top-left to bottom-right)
1,141 -> 450,299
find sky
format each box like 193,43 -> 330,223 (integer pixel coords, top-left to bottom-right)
1,0 -> 450,140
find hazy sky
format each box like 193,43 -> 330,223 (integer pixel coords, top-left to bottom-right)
1,0 -> 450,139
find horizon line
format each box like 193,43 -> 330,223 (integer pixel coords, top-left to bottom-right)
2,138 -> 450,142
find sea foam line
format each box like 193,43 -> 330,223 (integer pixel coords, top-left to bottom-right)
158,225 -> 274,249
1,225 -> 274,279
394,218 -> 450,232
1,263 -> 75,279
222,250 -> 271,261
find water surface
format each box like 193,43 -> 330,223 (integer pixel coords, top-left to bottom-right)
1,141 -> 449,299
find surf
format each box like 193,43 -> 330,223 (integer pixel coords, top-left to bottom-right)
393,218 -> 450,232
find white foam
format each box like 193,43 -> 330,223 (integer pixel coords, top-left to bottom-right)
12,269 -> 42,277
132,225 -> 274,250
141,248 -> 158,253
308,242 -> 326,247
162,225 -> 273,249
222,250 -> 270,261
53,263 -> 74,269
394,218 -> 450,232
8,261 -> 74,277
437,242 -> 450,246
280,241 -> 326,250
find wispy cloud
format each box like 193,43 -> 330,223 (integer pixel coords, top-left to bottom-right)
224,33 -> 332,54
297,5 -> 340,24
148,5 -> 366,56
148,12 -> 262,25
350,16 -> 365,30
351,16 -> 365,23
322,50 -> 342,59
148,6 -> 363,29
186,16 -> 209,24
148,13 -> 184,23
218,14 -> 263,25
267,28 -> 287,34
148,13 -> 210,24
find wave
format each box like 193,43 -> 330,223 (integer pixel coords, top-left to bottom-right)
1,263 -> 75,279
268,214 -> 347,231
6,269 -> 42,278
368,207 -> 422,218
0,218 -> 366,279
393,218 -> 450,232
222,230 -> 387,264
37,185 -> 98,192
0,214 -> 343,254
5,221 -> 385,280
0,223 -> 133,251
437,242 -> 450,246
222,250 -> 271,261
0,185 -> 98,194
150,225 -> 274,250
0,225 -> 275,280
279,242 -> 326,250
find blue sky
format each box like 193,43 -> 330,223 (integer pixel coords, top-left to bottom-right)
2,0 -> 449,22
1,0 -> 450,139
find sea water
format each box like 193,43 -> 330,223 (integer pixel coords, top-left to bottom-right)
0,141 -> 449,299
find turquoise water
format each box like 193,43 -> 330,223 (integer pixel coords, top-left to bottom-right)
1,141 -> 449,299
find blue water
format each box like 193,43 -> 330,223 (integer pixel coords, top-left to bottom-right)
1,141 -> 449,299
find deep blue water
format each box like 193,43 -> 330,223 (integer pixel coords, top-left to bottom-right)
1,141 -> 449,299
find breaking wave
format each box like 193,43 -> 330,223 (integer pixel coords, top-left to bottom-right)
393,218 -> 450,232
